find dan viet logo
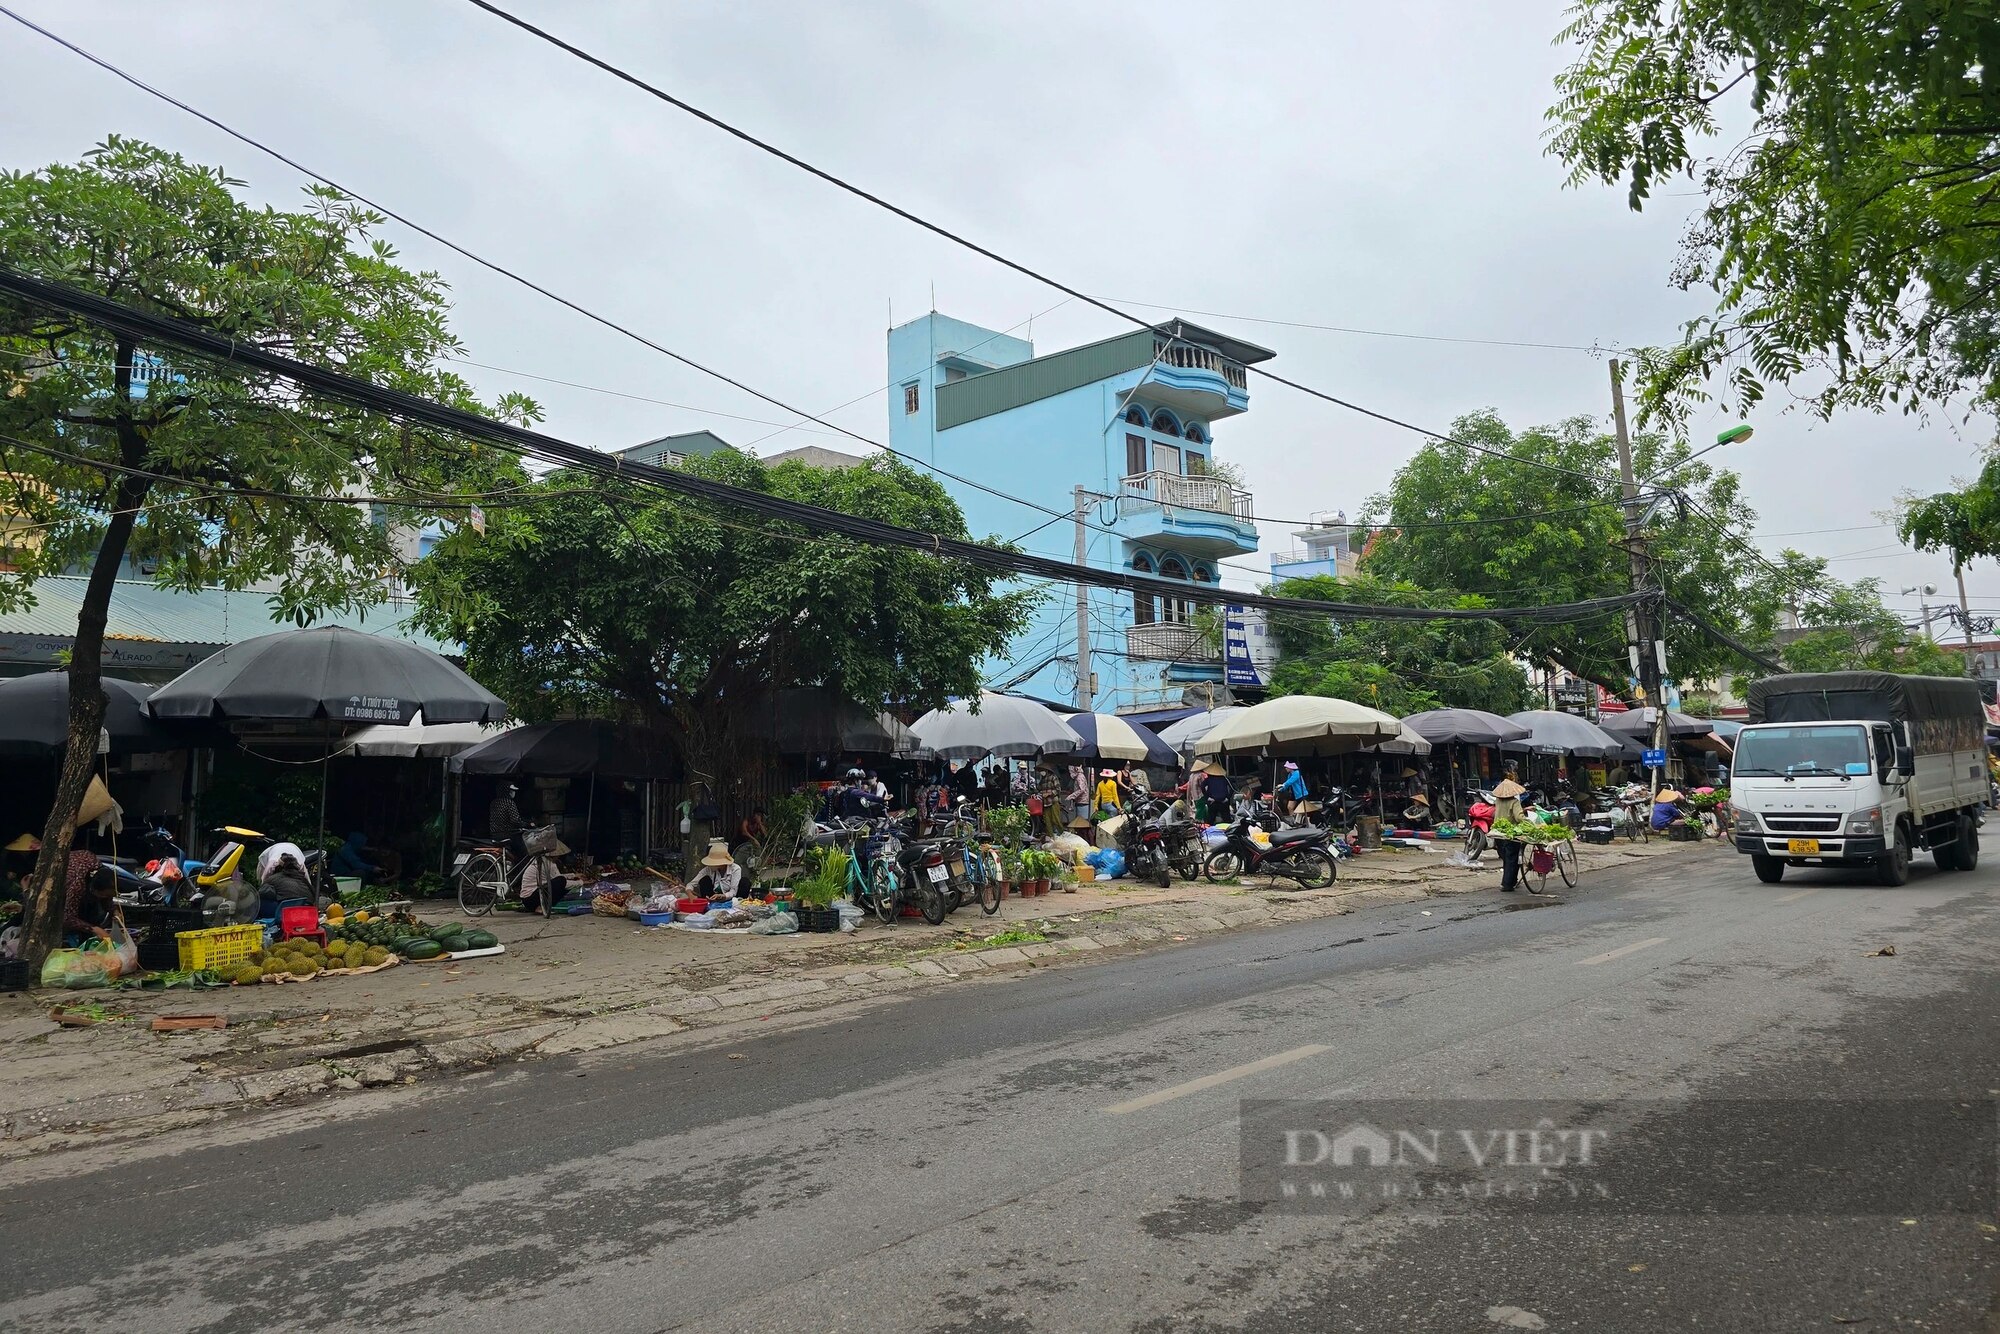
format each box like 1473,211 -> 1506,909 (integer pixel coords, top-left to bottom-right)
1286,1120 -> 1611,1171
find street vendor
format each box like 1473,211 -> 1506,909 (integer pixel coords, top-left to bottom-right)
732,807 -> 768,853
332,830 -> 401,885
1651,787 -> 1687,833
687,839 -> 746,900
1094,768 -> 1122,819
1275,761 -> 1308,818
1198,762 -> 1234,823
61,849 -> 120,945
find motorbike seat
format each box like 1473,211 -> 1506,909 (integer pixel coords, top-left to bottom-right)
1268,826 -> 1323,845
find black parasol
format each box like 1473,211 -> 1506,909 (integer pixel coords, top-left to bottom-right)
147,626 -> 505,726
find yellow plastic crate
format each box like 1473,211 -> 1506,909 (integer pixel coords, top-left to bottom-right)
176,923 -> 264,972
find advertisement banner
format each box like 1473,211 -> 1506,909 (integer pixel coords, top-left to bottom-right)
1224,605 -> 1276,689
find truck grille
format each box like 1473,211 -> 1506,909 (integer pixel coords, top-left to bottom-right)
1763,814 -> 1843,834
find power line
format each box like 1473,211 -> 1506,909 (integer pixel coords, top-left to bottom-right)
0,265 -> 1655,634
457,0 -> 1624,493
1095,297 -> 1619,355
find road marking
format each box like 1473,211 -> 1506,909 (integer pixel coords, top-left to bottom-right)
1101,1044 -> 1331,1115
1776,887 -> 1822,904
1577,937 -> 1669,966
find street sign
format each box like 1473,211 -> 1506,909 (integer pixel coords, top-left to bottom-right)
1642,748 -> 1667,770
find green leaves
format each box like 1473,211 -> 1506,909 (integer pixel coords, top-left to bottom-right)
1549,2 -> 2000,422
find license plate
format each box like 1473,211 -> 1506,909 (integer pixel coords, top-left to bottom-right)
926,864 -> 948,883
1786,838 -> 1820,856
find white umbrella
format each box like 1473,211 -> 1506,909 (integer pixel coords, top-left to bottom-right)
909,692 -> 1082,760
348,711 -> 517,758
1194,695 -> 1403,757
1158,706 -> 1246,756
1065,712 -> 1176,765
1502,709 -> 1628,758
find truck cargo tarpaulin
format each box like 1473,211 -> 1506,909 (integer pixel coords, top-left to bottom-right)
1745,672 -> 1985,755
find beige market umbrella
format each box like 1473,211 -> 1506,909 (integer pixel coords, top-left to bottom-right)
1193,695 -> 1402,758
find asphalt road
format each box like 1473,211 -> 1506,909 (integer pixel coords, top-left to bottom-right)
3,843 -> 1997,1333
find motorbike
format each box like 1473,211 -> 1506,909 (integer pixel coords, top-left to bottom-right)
1460,789 -> 1497,859
874,816 -> 949,925
1203,812 -> 1337,889
1113,805 -> 1175,888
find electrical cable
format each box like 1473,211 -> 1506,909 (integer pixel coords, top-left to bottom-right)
0,266 -> 1655,631
1094,296 -> 1619,354
459,0 -> 1625,493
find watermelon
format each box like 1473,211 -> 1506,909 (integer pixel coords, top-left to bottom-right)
462,930 -> 498,950
401,939 -> 444,961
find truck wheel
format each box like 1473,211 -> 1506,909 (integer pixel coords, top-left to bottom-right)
1874,825 -> 1912,887
1953,814 -> 1979,871
1751,854 -> 1785,884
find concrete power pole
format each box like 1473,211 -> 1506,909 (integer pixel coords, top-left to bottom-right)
1610,359 -> 1668,796
1073,485 -> 1093,710
1954,563 -> 1977,676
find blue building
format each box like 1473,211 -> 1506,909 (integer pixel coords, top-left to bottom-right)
1268,510 -> 1363,583
887,313 -> 1272,714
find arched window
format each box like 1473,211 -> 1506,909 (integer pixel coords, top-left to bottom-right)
1132,553 -> 1157,625
1124,405 -> 1147,427
1191,564 -> 1214,583
1184,423 -> 1206,444
1151,409 -> 1179,435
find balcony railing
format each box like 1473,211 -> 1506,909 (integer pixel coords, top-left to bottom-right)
1270,544 -> 1349,567
1153,337 -> 1247,390
1117,470 -> 1255,523
1126,622 -> 1221,663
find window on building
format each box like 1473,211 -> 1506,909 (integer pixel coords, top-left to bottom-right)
1184,423 -> 1206,444
1125,405 -> 1147,427
1153,442 -> 1182,475
1151,409 -> 1179,435
1132,553 -> 1157,625
1184,453 -> 1208,476
1125,433 -> 1149,477
1159,555 -> 1193,624
902,382 -> 920,414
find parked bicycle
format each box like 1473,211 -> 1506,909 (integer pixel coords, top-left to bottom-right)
458,824 -> 560,916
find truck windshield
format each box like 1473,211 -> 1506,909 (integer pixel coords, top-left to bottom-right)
1733,725 -> 1871,778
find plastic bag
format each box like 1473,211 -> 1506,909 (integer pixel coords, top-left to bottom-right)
1095,849 -> 1127,879
41,944 -> 119,989
107,922 -> 138,977
748,911 -> 798,935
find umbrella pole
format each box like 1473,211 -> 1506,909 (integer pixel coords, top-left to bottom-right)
584,771 -> 596,864
317,718 -> 331,857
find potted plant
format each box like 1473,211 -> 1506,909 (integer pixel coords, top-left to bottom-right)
1018,849 -> 1062,897
790,848 -> 846,932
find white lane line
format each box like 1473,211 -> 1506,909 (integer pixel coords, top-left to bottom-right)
1577,936 -> 1669,966
1776,887 -> 1822,904
1101,1044 -> 1331,1115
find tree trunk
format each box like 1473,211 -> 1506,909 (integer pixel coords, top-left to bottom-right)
18,394 -> 152,972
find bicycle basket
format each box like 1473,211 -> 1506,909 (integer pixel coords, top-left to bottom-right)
519,824 -> 559,856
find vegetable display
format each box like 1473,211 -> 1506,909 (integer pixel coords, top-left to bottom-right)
1492,819 -> 1574,846
210,913 -> 503,985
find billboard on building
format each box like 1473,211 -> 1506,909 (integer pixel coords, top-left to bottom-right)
1224,605 -> 1277,689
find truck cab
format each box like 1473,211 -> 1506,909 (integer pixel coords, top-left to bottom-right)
1732,672 -> 1986,886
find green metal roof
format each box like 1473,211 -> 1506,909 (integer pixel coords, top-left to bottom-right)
0,576 -> 448,651
936,329 -> 1156,431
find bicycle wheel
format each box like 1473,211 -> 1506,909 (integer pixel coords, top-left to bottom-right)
1555,839 -> 1578,889
976,853 -> 1002,914
1633,811 -> 1650,844
457,852 -> 505,916
870,860 -> 899,923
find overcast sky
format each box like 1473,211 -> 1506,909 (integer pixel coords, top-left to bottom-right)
4,0 -> 1994,632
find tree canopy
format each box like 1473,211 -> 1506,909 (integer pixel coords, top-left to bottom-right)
410,449 -> 1037,806
1263,574 -> 1536,716
1548,2 -> 2000,424
0,136 -> 531,968
1357,409 -> 1771,695
1753,550 -> 1965,675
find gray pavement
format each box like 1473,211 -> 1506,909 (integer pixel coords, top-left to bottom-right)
2,843 -> 1996,1332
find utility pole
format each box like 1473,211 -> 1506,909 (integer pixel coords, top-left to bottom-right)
1954,563 -> 1977,676
1610,359 -> 1668,796
1073,485 -> 1093,710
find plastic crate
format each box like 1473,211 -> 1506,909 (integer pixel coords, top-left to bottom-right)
177,923 -> 264,972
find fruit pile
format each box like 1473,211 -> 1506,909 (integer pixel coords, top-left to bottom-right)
214,916 -> 501,985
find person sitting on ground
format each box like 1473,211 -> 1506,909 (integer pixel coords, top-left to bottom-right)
732,807 -> 768,852
687,839 -> 746,901
331,830 -> 401,885
1651,787 -> 1687,832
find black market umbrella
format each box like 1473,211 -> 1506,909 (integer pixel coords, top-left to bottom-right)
1399,708 -> 1532,747
0,673 -> 189,756
147,626 -> 506,727
750,687 -> 926,757
446,720 -> 672,780
1598,707 -> 1716,739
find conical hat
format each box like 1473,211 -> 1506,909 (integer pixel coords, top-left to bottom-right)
1492,779 -> 1525,798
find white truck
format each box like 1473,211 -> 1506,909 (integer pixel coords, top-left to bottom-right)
1733,671 -> 1988,885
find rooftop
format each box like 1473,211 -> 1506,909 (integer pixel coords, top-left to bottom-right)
619,430 -> 735,466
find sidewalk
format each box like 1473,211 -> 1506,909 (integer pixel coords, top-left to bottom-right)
0,835 -> 1704,1155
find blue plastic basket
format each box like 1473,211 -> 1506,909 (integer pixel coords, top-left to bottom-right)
635,911 -> 675,926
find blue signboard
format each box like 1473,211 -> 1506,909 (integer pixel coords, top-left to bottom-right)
1223,604 -> 1269,689
1641,748 -> 1667,770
